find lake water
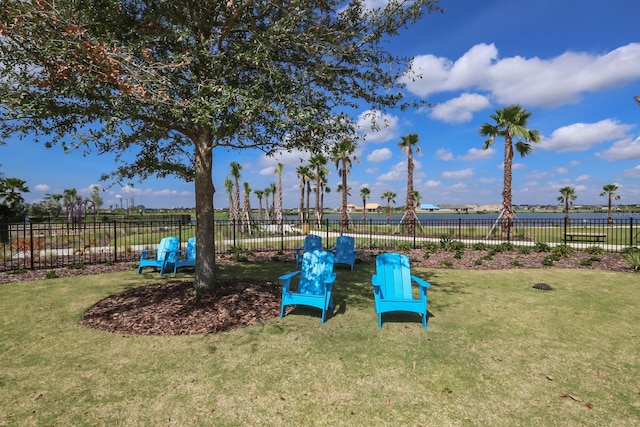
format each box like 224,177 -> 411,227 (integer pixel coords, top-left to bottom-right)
316,211 -> 640,221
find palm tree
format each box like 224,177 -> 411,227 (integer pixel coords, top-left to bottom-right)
381,191 -> 397,226
296,165 -> 311,223
331,138 -> 359,233
557,186 -> 577,227
319,167 -> 329,224
600,184 -> 620,226
398,133 -> 421,235
268,182 -> 277,221
274,163 -> 284,227
309,153 -> 327,226
223,178 -> 234,219
480,105 -> 541,238
241,182 -> 252,231
229,162 -> 242,223
263,186 -> 272,221
0,177 -> 29,209
359,186 -> 371,224
254,189 -> 264,221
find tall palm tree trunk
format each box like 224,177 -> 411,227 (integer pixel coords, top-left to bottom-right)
501,136 -> 514,238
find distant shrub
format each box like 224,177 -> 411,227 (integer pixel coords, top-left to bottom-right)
584,246 -> 604,255
440,260 -> 453,267
552,244 -> 574,258
517,246 -> 532,255
542,256 -> 555,266
471,242 -> 487,251
67,263 -> 86,270
45,270 -> 58,279
534,242 -> 551,253
622,251 -> 640,271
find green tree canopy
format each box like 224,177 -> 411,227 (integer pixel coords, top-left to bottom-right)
0,0 -> 442,295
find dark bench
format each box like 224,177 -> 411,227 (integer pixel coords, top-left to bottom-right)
565,232 -> 607,242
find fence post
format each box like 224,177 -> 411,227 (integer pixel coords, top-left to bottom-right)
325,219 -> 330,247
280,217 -> 284,253
563,218 -> 567,245
458,217 -> 462,241
630,217 -> 634,248
233,220 -> 237,249
29,220 -> 35,270
113,221 -> 118,263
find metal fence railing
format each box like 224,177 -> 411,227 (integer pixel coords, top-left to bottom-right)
1,217 -> 638,272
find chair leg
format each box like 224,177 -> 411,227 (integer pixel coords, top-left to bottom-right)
422,313 -> 427,329
378,314 -> 383,329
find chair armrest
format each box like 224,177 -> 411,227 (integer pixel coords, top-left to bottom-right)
279,270 -> 301,292
325,272 -> 336,284
328,246 -> 336,253
411,275 -> 432,289
371,274 -> 382,288
138,249 -> 156,259
279,270 -> 301,281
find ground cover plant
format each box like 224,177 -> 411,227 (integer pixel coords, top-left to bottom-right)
1,260 -> 638,426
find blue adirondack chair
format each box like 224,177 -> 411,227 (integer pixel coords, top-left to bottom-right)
137,236 -> 180,275
170,237 -> 196,275
371,252 -> 432,329
295,234 -> 322,267
329,235 -> 357,271
280,249 -> 336,324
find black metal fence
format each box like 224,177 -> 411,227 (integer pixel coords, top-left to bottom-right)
1,216 -> 638,272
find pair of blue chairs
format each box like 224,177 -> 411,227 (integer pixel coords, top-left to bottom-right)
137,236 -> 196,275
282,236 -> 430,328
295,235 -> 357,270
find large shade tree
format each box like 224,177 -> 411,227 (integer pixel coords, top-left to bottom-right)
480,105 -> 541,238
0,0 -> 441,296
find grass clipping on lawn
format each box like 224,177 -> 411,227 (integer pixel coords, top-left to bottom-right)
0,264 -> 638,426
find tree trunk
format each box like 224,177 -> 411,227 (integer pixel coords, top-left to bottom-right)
194,132 -> 216,297
405,150 -> 415,235
341,165 -> 348,233
502,135 -> 514,239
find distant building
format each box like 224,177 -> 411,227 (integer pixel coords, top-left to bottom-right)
439,204 -> 478,213
347,203 -> 380,212
418,203 -> 439,212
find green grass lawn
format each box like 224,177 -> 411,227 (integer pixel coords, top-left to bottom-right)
1,264 -> 638,426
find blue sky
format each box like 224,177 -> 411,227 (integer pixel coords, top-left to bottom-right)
2,0 -> 639,210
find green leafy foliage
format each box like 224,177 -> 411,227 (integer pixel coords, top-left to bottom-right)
534,241 -> 551,253
622,251 -> 640,271
584,246 -> 605,255
0,0 -> 442,294
552,244 -> 574,258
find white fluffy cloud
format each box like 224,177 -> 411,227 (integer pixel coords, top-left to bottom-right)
596,137 -> 640,161
436,147 -> 495,161
401,43 -> 640,107
540,119 -> 634,152
429,93 -> 490,123
441,168 -> 474,180
367,148 -> 393,163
